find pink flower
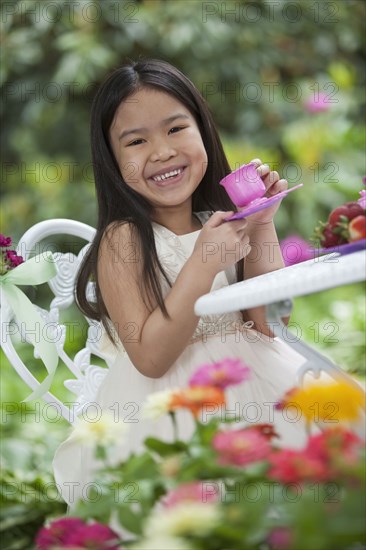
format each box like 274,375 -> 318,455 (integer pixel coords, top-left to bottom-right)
162,481 -> 219,508
5,249 -> 24,267
304,92 -> 332,113
189,358 -> 251,389
268,449 -> 329,484
280,235 -> 312,266
35,518 -> 120,550
212,427 -> 271,466
0,234 -> 12,247
65,523 -> 120,549
267,527 -> 293,549
357,189 -> 366,209
35,517 -> 85,549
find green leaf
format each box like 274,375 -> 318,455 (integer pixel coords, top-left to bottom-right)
144,438 -> 188,457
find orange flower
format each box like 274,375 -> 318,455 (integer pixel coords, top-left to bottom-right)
277,380 -> 365,424
170,386 -> 226,417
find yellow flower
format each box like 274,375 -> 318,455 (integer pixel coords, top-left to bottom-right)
279,380 -> 365,424
130,536 -> 193,550
73,410 -> 128,445
142,388 -> 179,420
146,502 -> 220,537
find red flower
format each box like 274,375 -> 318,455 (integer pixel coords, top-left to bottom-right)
65,523 -> 120,549
268,449 -> 329,484
35,518 -> 120,550
0,234 -> 12,247
35,517 -> 85,549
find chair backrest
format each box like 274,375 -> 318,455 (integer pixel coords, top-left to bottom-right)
1,219 -> 113,424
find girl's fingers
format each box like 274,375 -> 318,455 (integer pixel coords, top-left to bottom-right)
267,178 -> 288,195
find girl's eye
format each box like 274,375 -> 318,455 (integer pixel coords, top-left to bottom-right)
127,139 -> 144,147
168,126 -> 185,134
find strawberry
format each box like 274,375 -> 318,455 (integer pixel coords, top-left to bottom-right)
319,223 -> 347,247
348,215 -> 366,242
328,202 -> 364,227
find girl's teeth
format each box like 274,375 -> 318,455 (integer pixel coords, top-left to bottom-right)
153,168 -> 182,182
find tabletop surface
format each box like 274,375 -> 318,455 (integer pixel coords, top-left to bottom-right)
194,250 -> 366,316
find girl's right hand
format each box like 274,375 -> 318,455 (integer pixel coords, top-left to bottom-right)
192,211 -> 250,276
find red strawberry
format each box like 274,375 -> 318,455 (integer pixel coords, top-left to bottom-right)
320,223 -> 347,247
348,215 -> 366,242
328,202 -> 364,227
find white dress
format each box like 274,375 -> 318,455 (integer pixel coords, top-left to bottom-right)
53,212 -> 309,506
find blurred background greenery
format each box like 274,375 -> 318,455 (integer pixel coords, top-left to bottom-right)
1,0 -> 365,547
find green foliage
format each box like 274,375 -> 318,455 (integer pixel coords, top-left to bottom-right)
1,0 -> 365,238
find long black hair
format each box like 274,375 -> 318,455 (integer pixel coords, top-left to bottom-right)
76,58 -> 240,342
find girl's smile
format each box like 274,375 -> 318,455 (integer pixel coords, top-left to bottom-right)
109,88 -> 208,214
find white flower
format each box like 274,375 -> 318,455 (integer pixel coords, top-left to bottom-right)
145,502 -> 220,537
130,535 -> 193,550
73,410 -> 128,446
142,388 -> 178,420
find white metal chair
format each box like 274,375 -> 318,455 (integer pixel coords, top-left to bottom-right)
1,219 -> 115,424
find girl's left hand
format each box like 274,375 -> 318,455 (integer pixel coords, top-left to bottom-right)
241,158 -> 288,226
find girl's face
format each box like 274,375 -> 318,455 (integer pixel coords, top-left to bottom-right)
109,88 -> 208,212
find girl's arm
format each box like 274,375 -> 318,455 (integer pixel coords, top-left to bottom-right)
98,212 -> 250,378
240,160 -> 290,335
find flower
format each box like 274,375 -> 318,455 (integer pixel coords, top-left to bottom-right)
35,517 -> 86,549
161,481 -> 219,508
268,448 -> 329,484
304,92 -> 332,113
280,235 -> 313,266
169,385 -> 226,417
188,358 -> 251,389
358,189 -> 366,209
64,523 -> 120,549
276,380 -> 365,424
0,234 -> 23,274
36,518 -> 120,550
146,502 -> 220,537
73,410 -> 128,446
212,427 -> 271,466
0,234 -> 12,247
142,388 -> 179,419
306,427 -> 365,478
130,536 -> 193,550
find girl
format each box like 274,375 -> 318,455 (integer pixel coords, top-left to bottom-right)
53,58 -> 307,506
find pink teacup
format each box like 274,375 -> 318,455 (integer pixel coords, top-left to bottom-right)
219,162 -> 266,207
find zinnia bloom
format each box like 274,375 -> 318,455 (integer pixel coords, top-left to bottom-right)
146,502 -> 220,537
276,380 -> 365,424
212,427 -> 271,466
305,426 -> 365,479
142,388 -> 179,419
65,523 -> 120,549
35,517 -> 86,549
268,448 -> 329,483
169,385 -> 225,417
188,358 -> 251,389
73,410 -> 128,446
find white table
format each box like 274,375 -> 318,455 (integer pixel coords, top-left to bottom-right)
195,250 -> 366,386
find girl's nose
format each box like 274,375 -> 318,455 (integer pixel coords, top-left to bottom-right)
149,140 -> 177,162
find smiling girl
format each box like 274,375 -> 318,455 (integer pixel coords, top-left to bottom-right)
53,58 -> 307,505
